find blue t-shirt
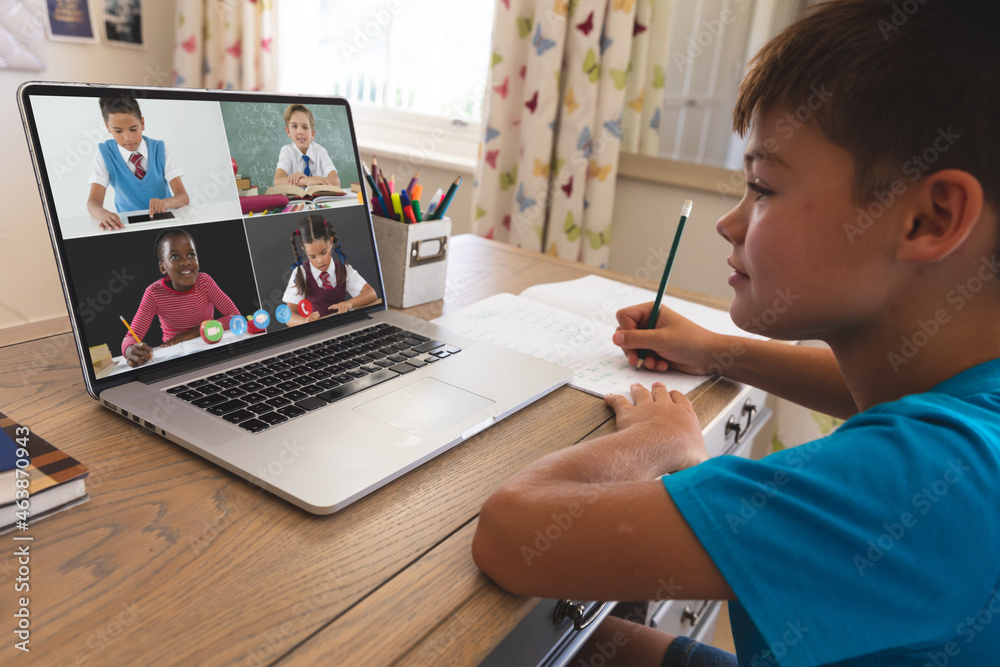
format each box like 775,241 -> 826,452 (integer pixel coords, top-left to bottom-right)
664,358 -> 1000,666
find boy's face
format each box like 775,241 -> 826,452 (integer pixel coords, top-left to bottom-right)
105,112 -> 145,152
716,108 -> 899,341
304,238 -> 332,273
159,235 -> 199,292
286,111 -> 315,154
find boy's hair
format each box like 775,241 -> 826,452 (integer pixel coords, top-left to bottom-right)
154,229 -> 195,263
283,104 -> 315,128
99,97 -> 142,122
733,0 -> 999,207
290,215 -> 347,297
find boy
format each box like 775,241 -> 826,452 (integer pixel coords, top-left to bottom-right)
472,1 -> 1000,665
87,97 -> 189,231
273,104 -> 340,188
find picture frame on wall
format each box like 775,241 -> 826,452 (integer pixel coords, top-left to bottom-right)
102,0 -> 143,48
44,0 -> 99,43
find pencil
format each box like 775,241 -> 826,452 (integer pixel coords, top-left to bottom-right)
637,199 -> 693,369
430,176 -> 461,220
120,315 -> 142,344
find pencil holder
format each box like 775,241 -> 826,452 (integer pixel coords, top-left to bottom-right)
371,215 -> 451,309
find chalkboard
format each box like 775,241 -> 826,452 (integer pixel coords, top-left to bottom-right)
220,101 -> 360,190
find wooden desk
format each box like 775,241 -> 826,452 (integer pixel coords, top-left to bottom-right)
0,235 -> 741,666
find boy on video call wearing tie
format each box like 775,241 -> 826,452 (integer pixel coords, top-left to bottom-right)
87,97 -> 190,231
273,104 -> 340,188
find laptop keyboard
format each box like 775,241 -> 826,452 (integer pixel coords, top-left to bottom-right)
164,323 -> 461,434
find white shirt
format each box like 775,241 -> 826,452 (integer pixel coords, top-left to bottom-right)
282,261 -> 368,305
276,142 -> 337,179
88,138 -> 183,188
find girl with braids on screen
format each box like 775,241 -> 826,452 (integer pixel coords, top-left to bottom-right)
281,215 -> 376,326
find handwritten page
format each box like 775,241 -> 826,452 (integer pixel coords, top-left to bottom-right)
432,293 -> 706,398
519,275 -> 765,341
433,275 -> 767,399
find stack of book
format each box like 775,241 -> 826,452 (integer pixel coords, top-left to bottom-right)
1,411 -> 89,534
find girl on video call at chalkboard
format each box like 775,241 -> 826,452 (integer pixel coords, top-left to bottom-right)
273,104 -> 341,188
282,215 -> 376,326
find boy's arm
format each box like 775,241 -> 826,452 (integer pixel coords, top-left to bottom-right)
614,303 -> 857,419
321,170 -> 341,187
273,168 -> 291,186
472,384 -> 734,602
149,177 -> 189,214
87,183 -> 124,230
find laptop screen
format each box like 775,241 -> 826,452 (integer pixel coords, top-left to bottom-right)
20,84 -> 385,392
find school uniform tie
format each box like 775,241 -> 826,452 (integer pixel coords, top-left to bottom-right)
129,152 -> 146,180
302,154 -> 311,177
319,271 -> 333,289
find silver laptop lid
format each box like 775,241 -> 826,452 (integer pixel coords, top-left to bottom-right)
18,82 -> 386,399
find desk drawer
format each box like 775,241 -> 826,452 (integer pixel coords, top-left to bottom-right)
479,599 -> 615,667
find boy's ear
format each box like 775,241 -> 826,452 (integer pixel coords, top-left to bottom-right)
896,169 -> 984,265
159,261 -> 166,275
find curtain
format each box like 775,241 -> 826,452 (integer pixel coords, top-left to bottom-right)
173,0 -> 277,91
474,0 -> 673,268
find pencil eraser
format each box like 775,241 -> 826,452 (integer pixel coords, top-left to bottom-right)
681,200 -> 693,217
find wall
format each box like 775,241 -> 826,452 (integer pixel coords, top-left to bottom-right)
609,176 -> 740,302
0,1 -> 176,333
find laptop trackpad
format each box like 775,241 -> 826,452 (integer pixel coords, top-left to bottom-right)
355,378 -> 495,439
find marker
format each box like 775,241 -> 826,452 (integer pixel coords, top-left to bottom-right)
391,192 -> 403,221
430,176 -> 462,220
425,188 -> 444,217
637,200 -> 693,370
120,315 -> 142,344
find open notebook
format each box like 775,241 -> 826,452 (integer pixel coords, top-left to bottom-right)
433,274 -> 765,398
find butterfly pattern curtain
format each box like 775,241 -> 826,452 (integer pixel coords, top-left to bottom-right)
173,0 -> 277,91
475,0 -> 673,267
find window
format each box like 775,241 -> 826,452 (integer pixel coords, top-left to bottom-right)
277,1 -> 495,124
649,0 -> 810,170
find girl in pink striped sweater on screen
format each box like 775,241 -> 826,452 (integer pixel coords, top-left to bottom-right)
122,228 -> 241,367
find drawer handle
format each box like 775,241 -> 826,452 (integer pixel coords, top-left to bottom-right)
553,600 -> 611,631
682,600 -> 711,626
725,399 -> 758,445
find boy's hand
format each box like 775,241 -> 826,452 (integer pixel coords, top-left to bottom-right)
97,209 -> 124,230
124,342 -> 152,367
605,383 -> 708,471
287,172 -> 307,186
613,303 -> 724,375
149,198 -> 168,215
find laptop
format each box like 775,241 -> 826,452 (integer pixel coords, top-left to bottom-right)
18,82 -> 572,514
